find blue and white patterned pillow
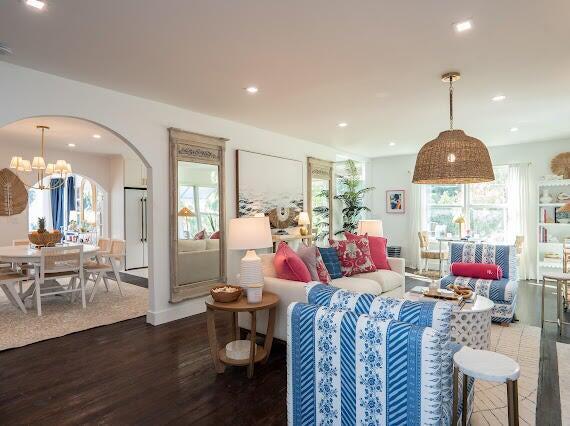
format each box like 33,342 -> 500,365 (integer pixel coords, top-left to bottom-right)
318,247 -> 342,279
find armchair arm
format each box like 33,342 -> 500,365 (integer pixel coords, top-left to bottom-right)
387,256 -> 405,275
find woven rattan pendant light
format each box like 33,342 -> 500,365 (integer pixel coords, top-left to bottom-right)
412,72 -> 494,184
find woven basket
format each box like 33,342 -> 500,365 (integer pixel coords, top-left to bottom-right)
210,285 -> 243,303
28,231 -> 62,248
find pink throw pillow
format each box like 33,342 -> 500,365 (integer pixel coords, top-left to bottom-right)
193,229 -> 206,240
345,232 -> 391,270
274,242 -> 312,283
330,237 -> 376,277
451,262 -> 503,280
210,231 -> 220,239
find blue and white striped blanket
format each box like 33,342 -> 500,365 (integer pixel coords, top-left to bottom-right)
288,303 -> 450,425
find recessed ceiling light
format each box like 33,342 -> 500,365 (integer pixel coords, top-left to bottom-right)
454,20 -> 473,33
389,142 -> 396,146
25,0 -> 46,10
492,95 -> 506,102
245,86 -> 259,94
510,127 -> 519,132
92,134 -> 101,139
337,122 -> 348,128
68,143 -> 76,147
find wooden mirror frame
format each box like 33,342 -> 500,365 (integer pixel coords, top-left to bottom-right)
307,157 -> 334,242
169,128 -> 228,303
79,178 -> 97,226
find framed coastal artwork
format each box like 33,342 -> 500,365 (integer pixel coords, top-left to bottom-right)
386,189 -> 405,214
236,150 -> 303,229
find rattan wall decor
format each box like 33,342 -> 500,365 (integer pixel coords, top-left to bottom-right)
0,168 -> 28,216
551,152 -> 570,179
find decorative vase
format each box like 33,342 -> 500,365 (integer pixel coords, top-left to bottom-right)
540,189 -> 553,203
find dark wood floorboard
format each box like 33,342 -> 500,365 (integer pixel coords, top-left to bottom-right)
1,274 -> 567,425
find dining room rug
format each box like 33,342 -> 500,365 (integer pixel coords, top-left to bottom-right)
556,342 -> 570,424
471,323 -> 540,425
0,280 -> 148,351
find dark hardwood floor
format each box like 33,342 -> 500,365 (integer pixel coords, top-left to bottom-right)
0,276 -> 566,425
0,311 -> 287,425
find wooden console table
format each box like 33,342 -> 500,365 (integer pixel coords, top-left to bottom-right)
205,291 -> 279,378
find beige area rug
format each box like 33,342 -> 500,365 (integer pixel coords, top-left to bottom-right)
471,323 -> 540,425
0,280 -> 148,351
556,342 -> 570,424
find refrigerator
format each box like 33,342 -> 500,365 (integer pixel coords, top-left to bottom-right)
124,188 -> 148,270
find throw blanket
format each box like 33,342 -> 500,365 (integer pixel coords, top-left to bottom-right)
287,303 -> 448,426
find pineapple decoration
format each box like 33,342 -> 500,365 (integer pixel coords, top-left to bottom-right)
28,216 -> 62,247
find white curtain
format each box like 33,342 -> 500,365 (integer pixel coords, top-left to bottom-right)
406,183 -> 426,269
507,163 -> 532,279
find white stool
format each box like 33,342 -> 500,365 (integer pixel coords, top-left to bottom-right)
453,347 -> 520,426
542,272 -> 570,335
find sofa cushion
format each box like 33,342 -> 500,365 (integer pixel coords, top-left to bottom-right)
353,269 -> 404,293
440,275 -> 517,303
345,232 -> 390,270
206,239 -> 219,250
318,247 -> 343,279
274,242 -> 311,283
178,239 -> 207,252
330,276 -> 383,295
450,242 -> 516,279
330,238 -> 376,276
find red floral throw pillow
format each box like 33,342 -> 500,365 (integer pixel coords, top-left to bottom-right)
345,232 -> 391,270
329,237 -> 377,277
315,248 -> 332,284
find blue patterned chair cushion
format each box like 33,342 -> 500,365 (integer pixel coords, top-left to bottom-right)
450,242 -> 517,279
287,302 -> 451,425
317,247 -> 343,279
440,275 -> 517,303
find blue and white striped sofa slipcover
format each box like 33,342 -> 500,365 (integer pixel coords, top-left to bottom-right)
288,302 -> 450,425
440,243 -> 518,323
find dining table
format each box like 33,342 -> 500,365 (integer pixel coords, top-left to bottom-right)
0,243 -> 100,310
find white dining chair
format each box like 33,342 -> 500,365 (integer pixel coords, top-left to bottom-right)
85,239 -> 126,302
34,245 -> 86,316
97,237 -> 111,254
0,271 -> 28,313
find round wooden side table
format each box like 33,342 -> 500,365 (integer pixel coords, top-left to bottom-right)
205,291 -> 279,378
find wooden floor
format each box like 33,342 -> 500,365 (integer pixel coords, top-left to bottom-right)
0,312 -> 287,425
0,277 -> 567,425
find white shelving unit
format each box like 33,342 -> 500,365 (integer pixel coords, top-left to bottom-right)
537,179 -> 570,280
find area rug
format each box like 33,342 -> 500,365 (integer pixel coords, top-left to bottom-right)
556,342 -> 570,424
0,281 -> 148,351
471,323 -> 540,425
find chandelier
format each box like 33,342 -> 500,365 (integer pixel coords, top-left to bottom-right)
9,125 -> 72,190
412,72 -> 494,184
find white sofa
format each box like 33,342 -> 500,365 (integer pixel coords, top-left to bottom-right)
177,239 -> 220,284
238,253 -> 405,341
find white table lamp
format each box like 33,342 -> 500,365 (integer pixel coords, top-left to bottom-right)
298,211 -> 310,236
357,219 -> 383,237
228,217 -> 273,289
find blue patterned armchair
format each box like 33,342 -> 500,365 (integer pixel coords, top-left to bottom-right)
440,242 -> 518,324
287,284 -> 472,425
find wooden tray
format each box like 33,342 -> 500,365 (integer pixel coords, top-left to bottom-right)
422,288 -> 463,302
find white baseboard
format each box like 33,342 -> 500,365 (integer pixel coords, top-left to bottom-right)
146,297 -> 207,325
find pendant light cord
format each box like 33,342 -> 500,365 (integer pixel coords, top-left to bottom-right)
449,77 -> 454,130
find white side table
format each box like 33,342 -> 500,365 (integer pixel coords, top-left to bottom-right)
405,289 -> 495,349
453,347 -> 520,426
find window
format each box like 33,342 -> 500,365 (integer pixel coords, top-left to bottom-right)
425,166 -> 509,242
178,185 -> 219,239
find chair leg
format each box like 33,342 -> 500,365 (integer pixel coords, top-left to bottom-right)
111,259 -> 124,296
103,276 -> 110,292
507,379 -> 519,426
80,271 -> 86,309
6,282 -> 27,313
89,273 -> 103,303
35,276 -> 42,316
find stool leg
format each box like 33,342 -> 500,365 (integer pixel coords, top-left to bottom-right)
557,279 -> 562,336
462,373 -> 468,426
507,379 -> 519,426
541,278 -> 546,328
452,366 -> 458,425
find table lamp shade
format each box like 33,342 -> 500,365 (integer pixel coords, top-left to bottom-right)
178,207 -> 195,217
298,212 -> 310,226
453,215 -> 465,224
357,220 -> 383,237
227,217 -> 272,250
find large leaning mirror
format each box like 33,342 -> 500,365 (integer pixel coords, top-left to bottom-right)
169,128 -> 227,302
307,157 -> 334,245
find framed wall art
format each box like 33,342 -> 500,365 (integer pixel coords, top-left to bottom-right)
386,189 -> 405,214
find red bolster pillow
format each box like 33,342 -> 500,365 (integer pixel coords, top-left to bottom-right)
451,262 -> 503,280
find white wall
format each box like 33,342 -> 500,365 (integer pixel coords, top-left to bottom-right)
109,155 -> 125,240
0,141 -> 113,246
0,61 -> 364,325
369,137 -> 570,278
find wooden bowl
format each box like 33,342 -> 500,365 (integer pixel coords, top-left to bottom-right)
210,285 -> 243,303
28,230 -> 62,248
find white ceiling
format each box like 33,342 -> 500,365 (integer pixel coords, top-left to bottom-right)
1,0 -> 570,158
0,116 -> 138,158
